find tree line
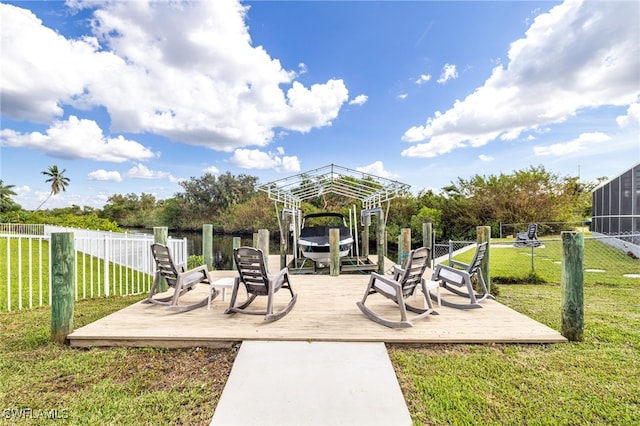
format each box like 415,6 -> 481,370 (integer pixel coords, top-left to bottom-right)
0,166 -> 598,241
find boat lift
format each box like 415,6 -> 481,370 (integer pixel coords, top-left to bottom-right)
258,164 -> 410,274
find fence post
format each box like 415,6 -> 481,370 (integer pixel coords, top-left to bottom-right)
561,231 -> 584,341
399,228 -> 411,266
232,236 -> 241,270
329,228 -> 340,276
477,226 -> 491,294
51,232 -> 74,344
203,224 -> 213,270
422,222 -> 432,268
153,227 -> 168,292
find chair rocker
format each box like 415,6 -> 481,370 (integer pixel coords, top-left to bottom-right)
225,247 -> 297,322
356,247 -> 437,328
429,242 -> 494,309
513,223 -> 542,247
144,243 -> 217,312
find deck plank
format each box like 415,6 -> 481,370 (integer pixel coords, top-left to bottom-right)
68,256 -> 567,347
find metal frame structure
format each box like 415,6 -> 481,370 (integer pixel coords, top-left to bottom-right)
258,164 -> 411,269
258,164 -> 410,211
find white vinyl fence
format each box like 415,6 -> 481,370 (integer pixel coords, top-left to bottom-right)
0,224 -> 187,311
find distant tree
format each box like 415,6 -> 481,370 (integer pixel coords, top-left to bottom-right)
177,172 -> 259,228
0,180 -> 20,212
448,165 -> 593,237
36,165 -> 70,210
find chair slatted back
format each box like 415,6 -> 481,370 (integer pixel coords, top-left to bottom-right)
466,242 -> 488,276
527,224 -> 538,239
398,247 -> 430,298
233,247 -> 270,295
151,243 -> 179,288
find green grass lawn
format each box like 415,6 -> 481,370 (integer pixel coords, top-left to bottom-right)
1,236 -> 639,424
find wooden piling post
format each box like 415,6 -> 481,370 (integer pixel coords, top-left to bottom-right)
477,226 -> 491,294
423,222 -> 433,268
561,231 -> 584,341
257,229 -> 269,268
377,214 -> 385,274
51,232 -> 75,344
329,228 -> 340,276
399,228 -> 411,266
203,224 -> 213,270
362,215 -> 370,257
153,227 -> 168,292
232,237 -> 241,270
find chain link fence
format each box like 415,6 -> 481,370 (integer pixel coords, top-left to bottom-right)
492,232 -> 639,285
500,221 -> 591,238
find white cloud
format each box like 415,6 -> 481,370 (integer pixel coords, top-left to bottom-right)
616,101 -> 640,127
534,132 -> 611,156
281,156 -> 301,172
402,1 -> 640,158
0,1 -> 350,151
356,161 -> 396,178
478,154 -> 494,162
230,148 -> 300,172
436,64 -> 457,84
397,93 -> 408,100
203,166 -> 220,175
349,94 -> 368,106
126,163 -> 171,179
88,170 -> 122,182
416,74 -> 431,85
0,116 -> 157,162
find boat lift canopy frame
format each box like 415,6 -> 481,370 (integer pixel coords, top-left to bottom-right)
258,164 -> 411,269
258,163 -> 410,213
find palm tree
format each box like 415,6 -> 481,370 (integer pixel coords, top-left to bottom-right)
35,165 -> 71,210
0,180 -> 18,212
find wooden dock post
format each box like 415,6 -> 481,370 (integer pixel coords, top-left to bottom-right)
329,228 -> 340,276
377,214 -> 385,274
203,224 -> 213,270
153,226 -> 168,292
258,229 -> 269,267
51,232 -> 75,344
477,226 -> 491,294
232,236 -> 241,270
399,228 -> 411,266
561,231 -> 584,342
362,215 -> 370,257
423,222 -> 433,268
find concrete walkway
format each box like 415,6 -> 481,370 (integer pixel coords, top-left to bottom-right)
210,341 -> 412,426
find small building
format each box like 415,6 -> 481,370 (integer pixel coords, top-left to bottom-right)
591,162 -> 640,257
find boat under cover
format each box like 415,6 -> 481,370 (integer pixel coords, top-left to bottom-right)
298,213 -> 354,263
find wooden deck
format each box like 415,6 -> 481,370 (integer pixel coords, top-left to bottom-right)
68,256 -> 567,348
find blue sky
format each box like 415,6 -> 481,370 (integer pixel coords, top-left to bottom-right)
1,0 -> 639,211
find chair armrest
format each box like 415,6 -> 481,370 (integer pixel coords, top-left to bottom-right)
269,267 -> 289,282
391,265 -> 404,280
178,264 -> 210,283
448,259 -> 469,269
433,264 -> 469,286
369,272 -> 402,295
